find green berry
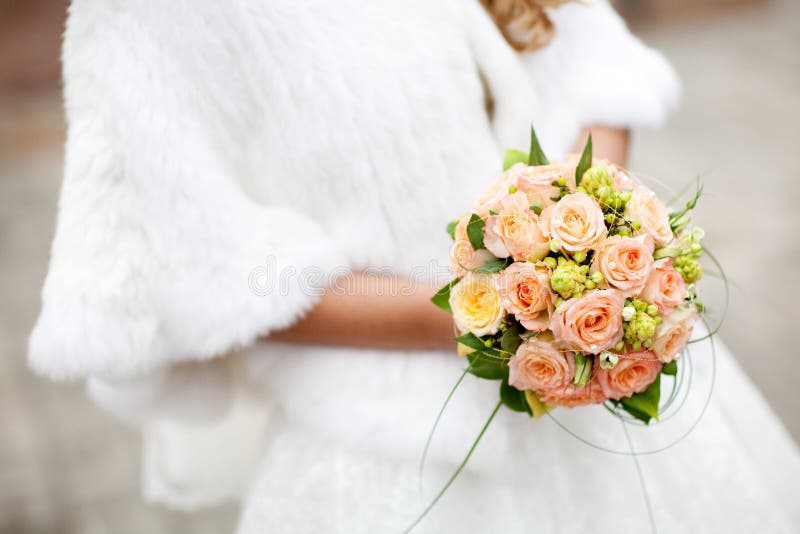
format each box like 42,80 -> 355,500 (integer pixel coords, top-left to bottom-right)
550,260 -> 587,299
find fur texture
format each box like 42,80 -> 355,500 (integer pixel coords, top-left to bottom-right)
30,0 -> 681,508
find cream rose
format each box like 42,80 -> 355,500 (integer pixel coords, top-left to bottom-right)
540,379 -> 608,408
544,192 -> 606,252
508,336 -> 574,393
449,272 -> 505,336
641,258 -> 687,313
550,289 -> 625,354
484,191 -> 549,261
596,350 -> 662,400
448,240 -> 496,278
592,234 -> 655,295
652,306 -> 698,363
626,187 -> 674,246
497,262 -> 555,331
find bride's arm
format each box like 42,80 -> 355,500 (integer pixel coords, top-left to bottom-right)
267,128 -> 628,352
266,273 -> 454,351
573,126 -> 630,166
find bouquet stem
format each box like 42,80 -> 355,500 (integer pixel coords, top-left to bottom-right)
417,367 -> 470,497
405,399 -> 503,533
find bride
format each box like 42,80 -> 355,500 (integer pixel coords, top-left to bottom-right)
30,0 -> 798,532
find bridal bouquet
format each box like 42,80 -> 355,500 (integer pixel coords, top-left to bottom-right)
433,127 -> 706,424
410,127 -> 712,532
408,128 -> 713,532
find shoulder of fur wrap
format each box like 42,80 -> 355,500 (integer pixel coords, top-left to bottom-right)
480,0 -> 577,52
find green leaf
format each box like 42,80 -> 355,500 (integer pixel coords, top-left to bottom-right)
473,258 -> 511,274
466,350 -> 509,380
528,124 -> 549,166
524,390 -> 554,418
669,179 -> 704,229
653,247 -> 681,260
500,380 -> 532,414
575,134 -> 593,186
616,401 -> 653,424
454,332 -> 489,352
500,323 -> 524,354
431,278 -> 461,313
662,360 -> 678,376
573,353 -> 592,388
457,332 -> 507,359
503,149 -> 529,171
446,219 -> 458,240
466,214 -> 485,250
619,374 -> 661,424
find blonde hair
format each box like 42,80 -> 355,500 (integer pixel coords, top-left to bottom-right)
480,0 -> 575,52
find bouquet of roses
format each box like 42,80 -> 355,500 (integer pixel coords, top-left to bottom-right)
409,127 -> 712,532
432,127 -> 705,423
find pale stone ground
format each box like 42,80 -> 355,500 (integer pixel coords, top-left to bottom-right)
0,1 -> 797,532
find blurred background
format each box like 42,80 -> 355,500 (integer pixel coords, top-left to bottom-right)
1,0 -> 797,532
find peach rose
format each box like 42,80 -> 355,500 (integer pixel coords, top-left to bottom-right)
550,289 -> 625,354
512,163 -> 566,206
540,378 -> 608,408
453,214 -> 470,242
556,153 -> 581,183
508,336 -> 574,393
448,239 -> 496,277
592,234 -> 655,295
652,306 -> 698,363
609,164 -> 637,191
484,191 -> 549,261
596,350 -> 662,400
543,192 -> 606,252
449,272 -> 505,336
498,262 -> 555,331
625,187 -> 674,246
449,215 -> 495,276
641,258 -> 687,313
473,170 -> 517,216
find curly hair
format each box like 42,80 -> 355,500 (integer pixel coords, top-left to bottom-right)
480,0 -> 576,52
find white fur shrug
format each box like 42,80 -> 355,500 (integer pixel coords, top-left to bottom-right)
29,0 -> 679,507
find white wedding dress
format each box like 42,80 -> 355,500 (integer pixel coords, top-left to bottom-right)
30,1 -> 799,532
